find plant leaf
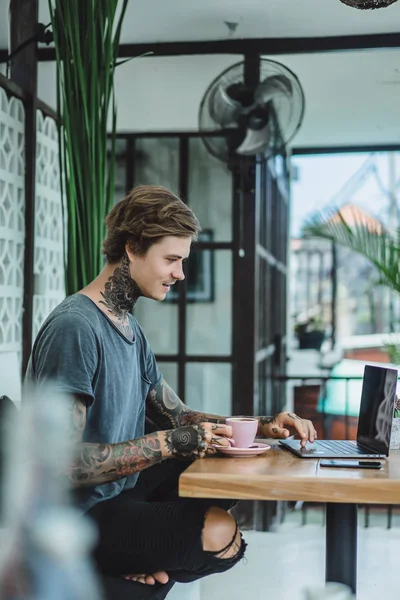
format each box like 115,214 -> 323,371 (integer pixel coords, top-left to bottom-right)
303,206 -> 400,294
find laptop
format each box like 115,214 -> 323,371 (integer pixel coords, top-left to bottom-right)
280,365 -> 398,459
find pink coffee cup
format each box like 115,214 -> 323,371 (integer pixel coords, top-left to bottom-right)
225,417 -> 258,449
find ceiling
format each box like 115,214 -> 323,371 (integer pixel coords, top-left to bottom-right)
1,0 -> 399,48
34,0 -> 400,44
2,0 -> 400,148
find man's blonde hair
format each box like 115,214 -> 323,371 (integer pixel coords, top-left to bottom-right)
103,185 -> 201,263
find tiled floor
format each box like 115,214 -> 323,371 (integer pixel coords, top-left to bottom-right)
169,508 -> 400,600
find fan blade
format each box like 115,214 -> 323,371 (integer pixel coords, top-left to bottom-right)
255,75 -> 292,106
209,84 -> 242,128
236,123 -> 271,156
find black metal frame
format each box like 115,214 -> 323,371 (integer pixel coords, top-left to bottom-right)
292,144 -> 400,155
9,0 -> 39,377
2,31 -> 399,63
166,229 -> 215,304
326,503 -> 358,593
120,133 -> 236,400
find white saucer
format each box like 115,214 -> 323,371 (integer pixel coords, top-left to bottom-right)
212,442 -> 271,458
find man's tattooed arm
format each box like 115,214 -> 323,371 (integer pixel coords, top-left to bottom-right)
145,381 -> 293,436
146,379 -> 226,429
71,423 -> 222,484
146,382 -> 315,443
68,434 -> 164,486
64,396 -> 226,486
65,397 -> 164,487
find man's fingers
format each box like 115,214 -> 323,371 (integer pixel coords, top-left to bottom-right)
302,419 -> 316,443
289,418 -> 316,445
211,435 -> 232,447
204,423 -> 233,438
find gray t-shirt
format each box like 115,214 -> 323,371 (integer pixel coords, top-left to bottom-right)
25,294 -> 162,513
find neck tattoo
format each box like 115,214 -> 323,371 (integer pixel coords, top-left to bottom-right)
99,254 -> 142,339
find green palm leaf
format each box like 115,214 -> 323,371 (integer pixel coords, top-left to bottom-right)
49,0 -> 129,294
303,206 -> 400,294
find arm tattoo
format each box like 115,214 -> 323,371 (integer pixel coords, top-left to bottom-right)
163,425 -> 207,460
287,412 -> 301,420
259,413 -> 299,424
179,408 -> 226,427
67,398 -> 87,444
65,433 -> 162,486
258,415 -> 278,435
146,379 -> 226,429
146,380 -> 185,429
258,416 -> 275,426
65,396 -> 162,486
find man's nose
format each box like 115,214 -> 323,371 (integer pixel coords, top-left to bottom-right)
172,264 -> 185,281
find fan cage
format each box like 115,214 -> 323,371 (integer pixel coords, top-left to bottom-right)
198,58 -> 305,163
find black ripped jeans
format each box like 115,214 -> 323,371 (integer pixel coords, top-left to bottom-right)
87,458 -> 247,600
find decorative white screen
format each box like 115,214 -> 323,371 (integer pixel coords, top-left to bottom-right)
0,87 -> 25,357
33,110 -> 65,340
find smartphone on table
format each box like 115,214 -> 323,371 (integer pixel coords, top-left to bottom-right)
320,460 -> 382,469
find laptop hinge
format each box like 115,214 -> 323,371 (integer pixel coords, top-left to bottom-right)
357,442 -> 386,455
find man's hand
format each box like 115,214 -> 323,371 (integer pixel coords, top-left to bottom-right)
162,423 -> 233,460
259,412 -> 317,447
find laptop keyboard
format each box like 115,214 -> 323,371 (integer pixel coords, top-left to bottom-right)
316,440 -> 369,455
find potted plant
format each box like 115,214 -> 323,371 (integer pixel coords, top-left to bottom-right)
304,205 -> 400,434
303,205 -> 400,299
295,317 -> 325,351
48,0 -> 128,294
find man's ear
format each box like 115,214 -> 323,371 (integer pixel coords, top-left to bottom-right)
125,244 -> 135,263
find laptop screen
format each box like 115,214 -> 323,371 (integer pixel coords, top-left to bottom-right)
356,365 -> 398,455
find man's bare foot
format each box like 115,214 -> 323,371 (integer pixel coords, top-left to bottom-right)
123,571 -> 169,585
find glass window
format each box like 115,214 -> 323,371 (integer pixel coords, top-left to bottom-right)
157,362 -> 178,391
127,137 -> 181,355
134,297 -> 178,355
186,250 -> 232,355
107,138 -> 127,204
290,151 -> 400,337
185,363 -> 231,416
188,138 -> 232,242
134,138 -> 179,192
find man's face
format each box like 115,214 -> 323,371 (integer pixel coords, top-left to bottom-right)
129,236 -> 191,301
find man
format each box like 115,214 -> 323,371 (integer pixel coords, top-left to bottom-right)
26,185 -> 317,599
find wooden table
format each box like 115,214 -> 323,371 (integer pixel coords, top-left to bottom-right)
179,443 -> 400,595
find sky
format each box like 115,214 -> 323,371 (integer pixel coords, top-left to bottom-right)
290,151 -> 400,238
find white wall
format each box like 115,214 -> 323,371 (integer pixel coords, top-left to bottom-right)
37,55 -> 240,132
37,61 -> 57,109
37,47 -> 400,147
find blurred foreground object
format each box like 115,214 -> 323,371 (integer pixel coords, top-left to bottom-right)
0,388 -> 101,599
